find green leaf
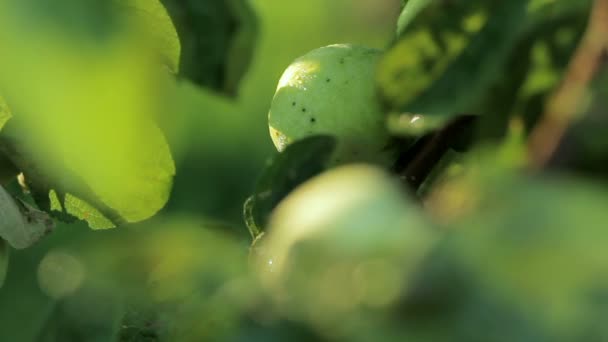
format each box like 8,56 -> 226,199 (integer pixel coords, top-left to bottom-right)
0,184 -> 54,249
0,5 -> 176,229
0,96 -> 10,131
404,0 -> 527,115
117,0 -> 181,74
0,245 -> 56,342
379,0 -> 492,115
36,294 -> 124,342
380,0 -> 592,136
244,135 -> 336,238
396,0 -> 432,38
160,0 -> 258,95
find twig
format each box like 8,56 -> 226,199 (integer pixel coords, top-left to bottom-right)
394,115 -> 477,191
528,0 -> 608,169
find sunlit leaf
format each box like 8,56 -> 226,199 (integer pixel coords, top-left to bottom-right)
0,96 -> 10,132
0,3 -> 176,229
118,0 -> 181,74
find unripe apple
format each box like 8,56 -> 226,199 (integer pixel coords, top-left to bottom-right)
268,44 -> 395,166
253,164 -> 435,326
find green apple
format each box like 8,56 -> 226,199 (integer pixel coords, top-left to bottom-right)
253,164 -> 435,327
268,44 -> 395,166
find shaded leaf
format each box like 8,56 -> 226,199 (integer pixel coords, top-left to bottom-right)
244,135 -> 336,238
380,0 -> 592,136
160,0 -> 258,95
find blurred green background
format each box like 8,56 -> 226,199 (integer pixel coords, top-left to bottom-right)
2,0 -> 605,341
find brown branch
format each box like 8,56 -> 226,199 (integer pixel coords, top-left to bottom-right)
528,0 -> 608,169
394,115 -> 477,191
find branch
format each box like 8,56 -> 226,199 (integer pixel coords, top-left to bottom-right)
528,0 -> 608,169
394,115 -> 477,191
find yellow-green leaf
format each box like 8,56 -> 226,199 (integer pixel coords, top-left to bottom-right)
0,2 -> 176,228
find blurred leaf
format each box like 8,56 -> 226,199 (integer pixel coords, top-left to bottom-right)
0,4 -> 176,229
118,0 -> 181,74
160,0 -> 258,95
380,0 -> 592,136
378,0 -> 491,117
36,291 -> 123,342
0,184 -> 54,249
0,239 -> 8,288
395,0 -> 432,38
0,233 -> 60,342
0,96 -> 11,131
401,174 -> 608,340
244,135 -> 336,238
118,306 -> 168,342
77,217 -> 255,341
481,0 -> 591,139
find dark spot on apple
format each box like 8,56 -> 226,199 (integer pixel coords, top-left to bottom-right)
292,102 -> 296,106
326,78 -> 331,82
310,117 -> 316,123
302,108 -> 307,112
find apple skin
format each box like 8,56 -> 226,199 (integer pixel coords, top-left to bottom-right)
268,44 -> 395,166
253,164 -> 436,323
